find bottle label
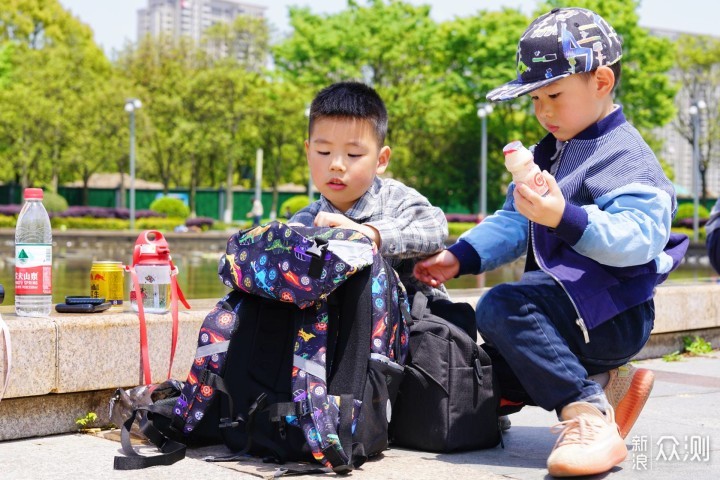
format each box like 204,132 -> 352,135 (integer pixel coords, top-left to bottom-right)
15,244 -> 52,295
516,165 -> 549,196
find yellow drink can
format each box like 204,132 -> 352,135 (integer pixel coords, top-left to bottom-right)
90,261 -> 124,309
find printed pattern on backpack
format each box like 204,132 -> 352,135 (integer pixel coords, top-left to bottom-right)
175,297 -> 239,433
221,223 -> 374,308
177,222 -> 410,469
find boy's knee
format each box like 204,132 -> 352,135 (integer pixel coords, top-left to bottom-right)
476,283 -> 520,336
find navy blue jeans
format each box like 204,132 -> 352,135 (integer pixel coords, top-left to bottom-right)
476,271 -> 654,412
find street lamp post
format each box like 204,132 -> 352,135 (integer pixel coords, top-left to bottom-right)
125,98 -> 142,230
477,104 -> 494,218
689,99 -> 706,243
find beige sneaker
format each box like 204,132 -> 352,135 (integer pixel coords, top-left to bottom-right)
604,364 -> 654,439
546,402 -> 627,477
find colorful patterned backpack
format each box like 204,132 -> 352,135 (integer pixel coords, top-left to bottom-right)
114,222 -> 410,473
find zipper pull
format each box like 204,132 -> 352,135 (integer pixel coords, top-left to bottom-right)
576,318 -> 590,344
473,355 -> 483,384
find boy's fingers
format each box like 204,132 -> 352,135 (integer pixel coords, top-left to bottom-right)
543,171 -> 558,191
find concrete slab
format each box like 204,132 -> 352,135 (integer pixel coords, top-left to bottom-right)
54,310 -> 207,392
0,316 -> 55,398
0,389 -> 114,441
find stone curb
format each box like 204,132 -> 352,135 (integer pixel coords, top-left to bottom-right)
1,284 -> 718,441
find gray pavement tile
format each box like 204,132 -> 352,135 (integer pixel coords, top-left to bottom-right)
1,354 -> 718,479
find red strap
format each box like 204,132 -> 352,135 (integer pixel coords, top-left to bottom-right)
127,260 -> 191,384
168,274 -> 179,380
170,261 -> 191,309
128,266 -> 152,385
166,264 -> 191,379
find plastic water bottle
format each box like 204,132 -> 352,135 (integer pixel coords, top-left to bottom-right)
129,231 -> 173,314
130,262 -> 171,314
503,140 -> 549,196
15,188 -> 52,317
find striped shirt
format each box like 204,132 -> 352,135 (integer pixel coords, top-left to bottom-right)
291,177 -> 449,299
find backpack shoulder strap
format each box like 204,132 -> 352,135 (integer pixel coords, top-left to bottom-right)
175,291 -> 243,436
370,257 -> 411,364
113,406 -> 186,470
288,301 -> 355,473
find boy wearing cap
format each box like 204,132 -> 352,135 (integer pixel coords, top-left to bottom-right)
414,7 -> 688,477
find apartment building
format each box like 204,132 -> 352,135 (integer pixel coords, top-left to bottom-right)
137,0 -> 266,60
650,27 -> 719,199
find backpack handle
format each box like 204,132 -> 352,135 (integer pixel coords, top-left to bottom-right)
132,230 -> 170,266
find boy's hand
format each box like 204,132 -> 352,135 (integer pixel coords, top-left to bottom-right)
513,171 -> 565,228
313,212 -> 381,246
413,250 -> 459,287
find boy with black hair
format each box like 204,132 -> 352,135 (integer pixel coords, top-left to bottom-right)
291,81 -> 449,301
415,7 -> 688,477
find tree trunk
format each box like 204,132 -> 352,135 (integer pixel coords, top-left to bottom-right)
189,153 -> 198,218
224,157 -> 234,223
118,170 -> 126,209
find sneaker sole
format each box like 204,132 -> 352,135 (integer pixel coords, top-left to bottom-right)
548,440 -> 627,477
615,368 -> 655,439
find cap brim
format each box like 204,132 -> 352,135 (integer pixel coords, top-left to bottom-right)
486,74 -> 570,102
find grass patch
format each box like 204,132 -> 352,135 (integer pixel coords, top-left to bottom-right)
662,335 -> 714,362
684,335 -> 713,356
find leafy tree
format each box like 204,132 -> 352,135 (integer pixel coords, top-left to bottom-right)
0,0 -> 113,190
118,16 -> 276,217
432,8 -> 537,212
64,74 -> 138,205
0,42 -> 13,88
273,1 -> 473,209
116,35 -> 209,193
673,34 -> 720,201
254,77 -> 309,217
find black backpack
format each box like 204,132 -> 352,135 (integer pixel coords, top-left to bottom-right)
113,222 -> 410,474
390,292 -> 501,452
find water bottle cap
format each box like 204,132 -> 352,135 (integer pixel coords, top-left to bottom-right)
24,188 -> 44,200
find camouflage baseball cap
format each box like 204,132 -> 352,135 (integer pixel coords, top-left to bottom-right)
486,7 -> 622,102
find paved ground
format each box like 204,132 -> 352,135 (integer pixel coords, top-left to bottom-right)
2,353 -> 719,480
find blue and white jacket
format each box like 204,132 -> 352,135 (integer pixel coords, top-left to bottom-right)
449,107 -> 689,335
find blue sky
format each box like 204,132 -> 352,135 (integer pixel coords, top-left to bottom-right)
58,0 -> 718,55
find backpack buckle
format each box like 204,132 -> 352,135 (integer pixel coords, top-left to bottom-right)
248,392 -> 268,417
219,415 -> 244,429
307,238 -> 328,278
295,398 -> 312,417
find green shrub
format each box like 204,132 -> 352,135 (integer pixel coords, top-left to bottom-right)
671,226 -> 706,242
448,222 -> 476,238
0,215 -> 16,228
280,195 -> 311,217
150,196 -> 190,219
136,217 -> 185,232
51,217 -> 128,230
675,202 -> 709,222
42,191 -> 69,213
